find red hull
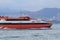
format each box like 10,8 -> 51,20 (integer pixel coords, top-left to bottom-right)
0,23 -> 52,29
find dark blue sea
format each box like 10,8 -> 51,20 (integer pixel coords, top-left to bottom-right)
0,23 -> 60,40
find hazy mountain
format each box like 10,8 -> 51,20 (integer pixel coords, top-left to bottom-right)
0,8 -> 60,19
37,8 -> 60,18
20,8 -> 60,19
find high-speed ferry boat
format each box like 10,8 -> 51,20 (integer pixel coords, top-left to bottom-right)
0,15 -> 52,29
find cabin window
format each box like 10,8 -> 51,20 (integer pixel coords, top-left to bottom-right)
6,16 -> 30,21
6,19 -> 30,21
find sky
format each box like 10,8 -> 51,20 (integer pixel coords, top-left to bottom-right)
0,0 -> 60,11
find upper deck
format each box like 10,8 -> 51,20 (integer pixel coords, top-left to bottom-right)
0,15 -> 49,23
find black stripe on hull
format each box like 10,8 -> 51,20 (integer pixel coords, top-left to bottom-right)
0,23 -> 49,25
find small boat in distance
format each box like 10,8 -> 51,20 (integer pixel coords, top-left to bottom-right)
0,15 -> 52,29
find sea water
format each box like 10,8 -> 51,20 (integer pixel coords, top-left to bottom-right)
0,23 -> 60,40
